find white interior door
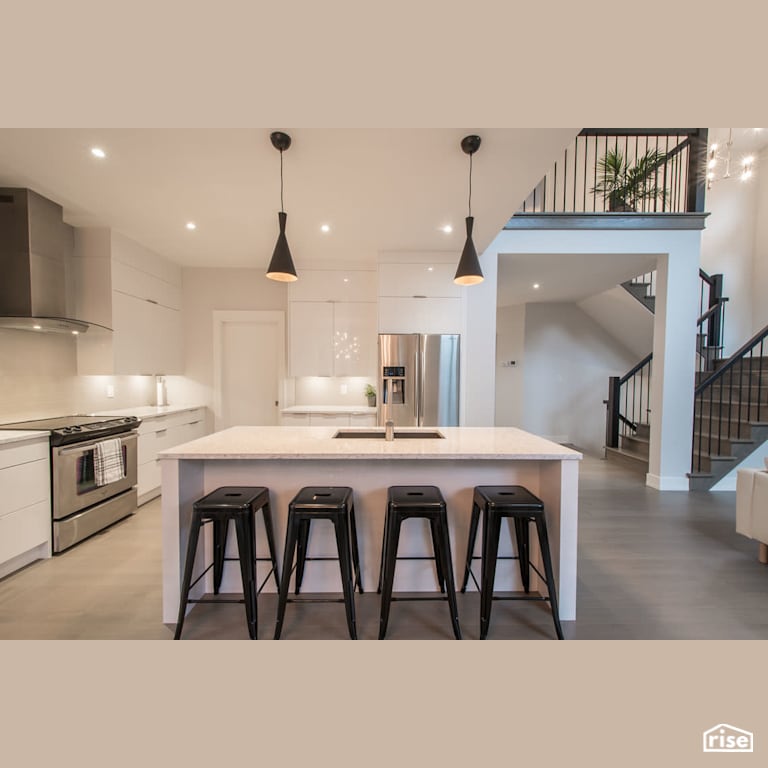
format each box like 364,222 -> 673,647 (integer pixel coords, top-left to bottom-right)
213,311 -> 285,430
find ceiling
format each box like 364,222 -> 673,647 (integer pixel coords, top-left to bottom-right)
0,128 -> 578,270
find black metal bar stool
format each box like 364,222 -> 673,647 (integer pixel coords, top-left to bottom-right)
460,485 -> 564,640
378,486 -> 461,640
174,486 -> 280,640
274,487 -> 363,640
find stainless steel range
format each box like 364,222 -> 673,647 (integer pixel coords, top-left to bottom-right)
0,415 -> 141,552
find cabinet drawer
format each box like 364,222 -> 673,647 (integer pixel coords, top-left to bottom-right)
308,413 -> 351,426
0,500 -> 50,563
0,459 -> 50,518
280,413 -> 311,426
0,439 -> 49,471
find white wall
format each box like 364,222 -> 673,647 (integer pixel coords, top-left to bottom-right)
700,159 -> 758,354
494,304 -> 525,427
173,268 -> 286,411
517,302 -> 636,455
752,145 -> 768,332
578,286 -> 654,360
0,329 -> 155,422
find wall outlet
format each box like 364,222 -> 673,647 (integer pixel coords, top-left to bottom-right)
106,384 -> 115,398
501,360 -> 516,368
340,383 -> 348,394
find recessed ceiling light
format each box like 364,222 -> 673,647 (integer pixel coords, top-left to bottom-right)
71,330 -> 79,335
186,222 -> 197,230
441,224 -> 453,234
321,224 -> 331,233
90,147 -> 106,159
427,266 -> 434,272
343,277 -> 349,283
533,283 -> 541,289
32,324 -> 42,330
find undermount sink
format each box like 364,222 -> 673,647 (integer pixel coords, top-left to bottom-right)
332,429 -> 445,439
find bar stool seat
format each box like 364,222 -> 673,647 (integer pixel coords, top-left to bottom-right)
174,486 -> 280,640
460,485 -> 564,640
378,485 -> 461,640
274,486 -> 362,640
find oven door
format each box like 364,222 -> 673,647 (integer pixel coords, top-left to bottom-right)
52,432 -> 138,520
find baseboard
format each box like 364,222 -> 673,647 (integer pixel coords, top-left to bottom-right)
645,473 -> 690,491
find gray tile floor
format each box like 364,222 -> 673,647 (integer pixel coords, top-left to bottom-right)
1,454 -> 766,640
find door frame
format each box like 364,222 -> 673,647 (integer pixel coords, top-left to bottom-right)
212,310 -> 286,431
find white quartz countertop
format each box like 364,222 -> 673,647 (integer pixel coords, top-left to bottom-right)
89,404 -> 204,420
0,430 -> 51,446
158,426 -> 582,461
281,405 -> 377,414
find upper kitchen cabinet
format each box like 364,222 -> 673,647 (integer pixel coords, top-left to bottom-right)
73,228 -> 183,375
378,261 -> 464,334
288,269 -> 377,377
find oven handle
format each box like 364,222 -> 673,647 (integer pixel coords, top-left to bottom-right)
56,432 -> 138,455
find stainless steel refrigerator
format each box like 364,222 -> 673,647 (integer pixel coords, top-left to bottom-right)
377,334 -> 460,427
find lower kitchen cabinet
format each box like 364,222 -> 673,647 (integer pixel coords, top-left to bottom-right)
137,408 -> 207,504
280,411 -> 377,427
0,437 -> 51,578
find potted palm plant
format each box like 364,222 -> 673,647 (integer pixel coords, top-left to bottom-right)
591,147 -> 668,212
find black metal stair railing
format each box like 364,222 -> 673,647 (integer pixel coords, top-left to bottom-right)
518,129 -> 708,215
605,353 -> 653,451
692,323 -> 768,474
697,268 -> 728,374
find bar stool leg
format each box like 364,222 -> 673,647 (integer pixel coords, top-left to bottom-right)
333,515 -> 357,639
460,500 -> 481,592
534,515 -> 564,640
294,518 -> 311,595
435,512 -> 462,640
260,499 -> 281,591
378,512 -> 402,639
274,510 -> 299,640
513,516 -> 531,593
348,502 -> 364,593
212,518 -> 228,595
480,508 -> 502,640
429,518 -> 446,593
376,507 -> 391,594
174,514 -> 204,640
233,513 -> 258,639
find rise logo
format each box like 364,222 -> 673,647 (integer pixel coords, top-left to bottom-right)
702,724 -> 754,753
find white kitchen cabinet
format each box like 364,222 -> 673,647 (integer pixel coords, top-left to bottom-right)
378,296 -> 463,334
350,413 -> 377,427
378,263 -> 461,298
289,300 -> 377,378
74,228 -> 184,375
308,412 -> 352,426
288,269 -> 377,302
137,408 -> 206,505
280,413 -> 311,426
0,437 -> 51,578
377,261 -> 464,334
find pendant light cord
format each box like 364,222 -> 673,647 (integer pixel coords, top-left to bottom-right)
468,153 -> 473,217
280,149 -> 285,213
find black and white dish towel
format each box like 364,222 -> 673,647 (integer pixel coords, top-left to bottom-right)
94,438 -> 125,486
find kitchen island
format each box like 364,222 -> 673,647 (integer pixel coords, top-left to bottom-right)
159,426 -> 582,624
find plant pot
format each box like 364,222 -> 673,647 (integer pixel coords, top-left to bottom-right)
367,395 -> 376,407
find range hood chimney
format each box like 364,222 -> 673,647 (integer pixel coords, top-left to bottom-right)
0,187 -> 100,334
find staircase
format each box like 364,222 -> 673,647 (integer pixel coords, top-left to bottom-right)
605,270 -> 767,489
689,344 -> 768,490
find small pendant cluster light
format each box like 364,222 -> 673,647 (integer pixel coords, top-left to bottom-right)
453,134 -> 484,286
266,131 -> 298,282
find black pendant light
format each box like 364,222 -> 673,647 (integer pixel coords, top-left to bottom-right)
266,131 -> 298,282
454,134 -> 484,286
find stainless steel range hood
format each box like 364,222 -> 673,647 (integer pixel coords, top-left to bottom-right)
0,187 -> 106,334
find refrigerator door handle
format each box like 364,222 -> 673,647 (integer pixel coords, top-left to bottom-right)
416,334 -> 424,427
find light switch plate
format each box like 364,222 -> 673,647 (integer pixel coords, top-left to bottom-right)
106,384 -> 115,398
